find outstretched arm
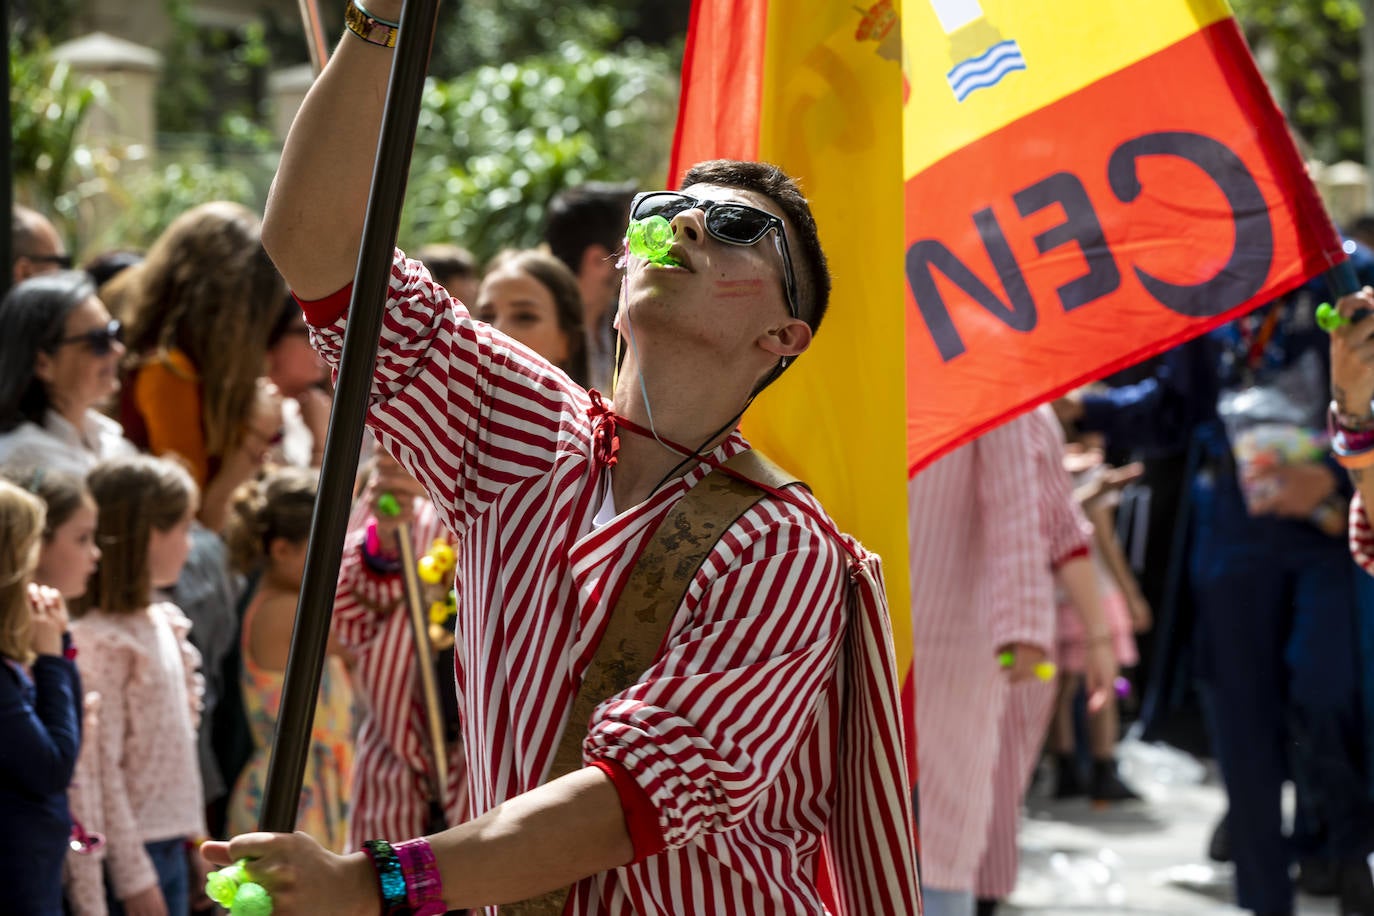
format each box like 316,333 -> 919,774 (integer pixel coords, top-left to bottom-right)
203,768 -> 631,914
261,2 -> 403,299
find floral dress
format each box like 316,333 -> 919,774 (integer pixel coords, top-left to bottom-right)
225,595 -> 354,850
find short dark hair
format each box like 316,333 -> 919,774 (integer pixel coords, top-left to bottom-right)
680,160 -> 831,334
415,243 -> 479,283
1351,213 -> 1374,239
83,249 -> 144,290
543,181 -> 638,276
0,270 -> 96,432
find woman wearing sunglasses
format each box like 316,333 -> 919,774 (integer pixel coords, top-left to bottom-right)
0,271 -> 136,476
201,9 -> 919,915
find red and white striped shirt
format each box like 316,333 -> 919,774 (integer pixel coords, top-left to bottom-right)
333,498 -> 467,849
302,252 -> 918,915
908,409 -> 1068,892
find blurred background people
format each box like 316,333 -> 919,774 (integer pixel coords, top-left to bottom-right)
118,201 -> 286,532
0,271 -> 135,475
543,181 -> 636,391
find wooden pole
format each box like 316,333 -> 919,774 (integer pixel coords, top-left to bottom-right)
395,522 -> 451,833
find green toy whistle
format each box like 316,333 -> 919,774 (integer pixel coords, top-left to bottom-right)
206,860 -> 273,916
626,215 -> 682,268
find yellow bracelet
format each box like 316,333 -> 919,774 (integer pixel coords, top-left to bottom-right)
344,0 -> 399,48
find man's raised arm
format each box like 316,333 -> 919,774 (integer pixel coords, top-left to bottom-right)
261,2 -> 404,300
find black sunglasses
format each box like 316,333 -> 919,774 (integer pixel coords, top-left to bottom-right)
24,253 -> 74,269
630,191 -> 800,320
56,319 -> 123,355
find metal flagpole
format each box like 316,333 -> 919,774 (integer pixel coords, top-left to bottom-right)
258,0 -> 443,832
395,522 -> 451,834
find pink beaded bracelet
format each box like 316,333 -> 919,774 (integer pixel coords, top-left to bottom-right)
393,838 -> 445,916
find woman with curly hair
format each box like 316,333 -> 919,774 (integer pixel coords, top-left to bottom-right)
119,201 -> 286,532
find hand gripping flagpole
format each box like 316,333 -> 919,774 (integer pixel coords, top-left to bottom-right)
258,0 -> 442,832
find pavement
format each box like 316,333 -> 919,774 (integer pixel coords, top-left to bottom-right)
1002,739 -> 1341,915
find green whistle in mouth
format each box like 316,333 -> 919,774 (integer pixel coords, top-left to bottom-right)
627,215 -> 682,268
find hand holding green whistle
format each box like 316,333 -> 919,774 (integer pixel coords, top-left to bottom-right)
206,860 -> 273,916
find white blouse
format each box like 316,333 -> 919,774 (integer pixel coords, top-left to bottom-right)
0,409 -> 136,476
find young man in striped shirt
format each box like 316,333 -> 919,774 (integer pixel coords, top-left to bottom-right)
202,4 -> 920,914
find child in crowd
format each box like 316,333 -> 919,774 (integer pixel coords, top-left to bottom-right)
1050,437 -> 1152,803
0,480 -> 82,916
70,456 -> 205,916
1,468 -> 110,916
223,465 -> 353,850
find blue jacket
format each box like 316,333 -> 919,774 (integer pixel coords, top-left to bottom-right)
0,644 -> 82,916
1081,241 -> 1374,475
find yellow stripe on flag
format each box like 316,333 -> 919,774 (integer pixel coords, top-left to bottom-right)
738,2 -> 910,669
904,0 -> 1234,177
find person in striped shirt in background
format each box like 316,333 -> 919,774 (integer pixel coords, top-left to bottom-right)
200,2 -> 920,914
911,405 -> 1118,916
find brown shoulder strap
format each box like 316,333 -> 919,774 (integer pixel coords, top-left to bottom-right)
548,449 -> 801,781
507,451 -> 801,915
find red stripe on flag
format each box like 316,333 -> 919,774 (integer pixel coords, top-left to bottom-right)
905,17 -> 1343,475
667,0 -> 768,185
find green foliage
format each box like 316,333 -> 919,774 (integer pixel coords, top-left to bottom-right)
102,161 -> 260,250
9,39 -> 105,239
1230,0 -> 1365,160
10,0 -> 83,46
402,41 -> 679,261
157,0 -> 274,146
431,0 -> 637,76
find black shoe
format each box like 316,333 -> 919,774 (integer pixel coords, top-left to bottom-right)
1090,758 -> 1142,805
1054,753 -> 1086,800
1208,814 -> 1231,863
1297,858 -> 1342,898
976,899 -> 999,916
1340,861 -> 1374,916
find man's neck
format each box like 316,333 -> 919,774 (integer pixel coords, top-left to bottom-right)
607,362 -> 750,510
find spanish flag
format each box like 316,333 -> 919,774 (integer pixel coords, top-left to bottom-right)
671,0 -> 1341,905
903,0 -> 1344,470
670,3 -> 917,912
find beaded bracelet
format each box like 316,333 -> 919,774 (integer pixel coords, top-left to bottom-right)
362,840 -> 409,915
393,839 -> 446,916
344,0 -> 399,48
